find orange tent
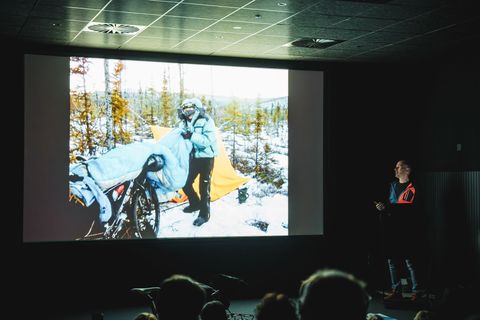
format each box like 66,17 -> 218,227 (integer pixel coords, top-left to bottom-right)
150,125 -> 249,202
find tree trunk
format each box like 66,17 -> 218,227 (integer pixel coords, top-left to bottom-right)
104,59 -> 113,150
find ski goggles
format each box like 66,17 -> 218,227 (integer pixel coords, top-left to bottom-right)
181,102 -> 197,117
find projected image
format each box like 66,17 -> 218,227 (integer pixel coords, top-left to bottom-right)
69,57 -> 288,240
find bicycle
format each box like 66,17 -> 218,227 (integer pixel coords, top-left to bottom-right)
70,154 -> 164,240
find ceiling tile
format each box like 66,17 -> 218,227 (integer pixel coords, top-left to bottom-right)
21,16 -> 86,34
224,8 -> 293,24
1,0 -> 476,63
19,24 -> 79,42
190,31 -> 250,42
37,0 -> 111,10
265,52 -> 328,61
71,31 -> 133,48
0,1 -> 36,15
260,24 -> 366,40
167,3 -> 238,20
388,0 -> 445,6
236,34 -> 294,46
104,0 -> 178,16
381,8 -> 472,34
220,42 -> 280,53
121,36 -> 181,51
309,49 -> 358,59
94,11 -> 159,26
267,45 -> 334,57
355,3 -> 435,20
282,12 -> 347,28
176,39 -> 231,53
365,44 -> 433,61
309,1 -> 376,17
330,17 -> 401,31
355,30 -> 416,43
328,39 -> 389,51
183,0 -> 249,7
214,50 -> 263,59
205,21 -> 268,34
139,26 -> 198,39
155,16 -> 216,30
19,35 -> 72,45
255,23 -> 292,36
245,0 -> 320,12
31,5 -> 98,21
398,27 -> 475,48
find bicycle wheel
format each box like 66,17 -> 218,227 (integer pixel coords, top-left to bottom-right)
131,183 -> 160,239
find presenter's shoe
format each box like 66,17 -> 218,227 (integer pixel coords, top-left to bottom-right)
384,289 -> 402,301
183,204 -> 200,213
193,212 -> 210,226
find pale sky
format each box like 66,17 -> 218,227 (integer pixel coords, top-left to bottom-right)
70,58 -> 288,99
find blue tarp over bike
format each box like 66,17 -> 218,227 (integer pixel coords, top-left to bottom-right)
70,128 -> 192,222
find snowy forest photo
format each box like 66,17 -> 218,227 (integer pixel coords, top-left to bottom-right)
69,57 -> 288,239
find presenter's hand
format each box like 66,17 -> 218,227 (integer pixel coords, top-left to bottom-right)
374,201 -> 386,211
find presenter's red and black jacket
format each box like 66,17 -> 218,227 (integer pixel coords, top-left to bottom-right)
388,181 -> 416,204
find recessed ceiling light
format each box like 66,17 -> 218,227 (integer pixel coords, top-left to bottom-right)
233,26 -> 242,30
277,2 -> 287,6
85,22 -> 145,35
290,38 -> 344,49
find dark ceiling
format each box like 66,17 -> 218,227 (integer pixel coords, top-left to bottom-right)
2,0 -> 479,62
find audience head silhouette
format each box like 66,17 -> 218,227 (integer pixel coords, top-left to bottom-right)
413,310 -> 432,320
298,269 -> 370,320
134,312 -> 158,320
200,300 -> 228,320
255,292 -> 298,320
156,274 -> 207,320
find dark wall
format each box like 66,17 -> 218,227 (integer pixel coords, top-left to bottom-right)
323,63 -> 431,290
12,42 -> 480,317
419,58 -> 480,290
419,59 -> 480,172
324,59 -> 480,293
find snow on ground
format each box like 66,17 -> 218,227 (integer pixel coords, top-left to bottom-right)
154,122 -> 289,239
156,123 -> 289,238
157,179 -> 288,238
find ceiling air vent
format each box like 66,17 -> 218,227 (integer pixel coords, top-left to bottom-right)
290,38 -> 344,49
86,23 -> 142,35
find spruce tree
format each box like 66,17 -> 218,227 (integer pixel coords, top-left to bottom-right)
160,72 -> 174,127
111,61 -> 131,145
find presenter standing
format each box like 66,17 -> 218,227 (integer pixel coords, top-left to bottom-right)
374,160 -> 422,302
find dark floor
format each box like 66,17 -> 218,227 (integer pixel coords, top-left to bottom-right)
48,295 -> 422,320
